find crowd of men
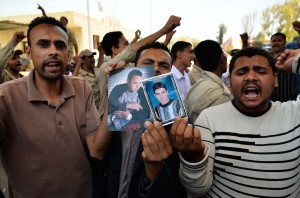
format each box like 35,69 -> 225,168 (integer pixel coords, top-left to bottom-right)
1,6 -> 300,198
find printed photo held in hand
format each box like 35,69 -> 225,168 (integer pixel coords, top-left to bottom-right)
107,66 -> 154,131
142,73 -> 187,125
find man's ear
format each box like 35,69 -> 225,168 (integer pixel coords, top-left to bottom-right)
26,46 -> 32,60
177,51 -> 183,59
112,46 -> 118,56
274,72 -> 278,88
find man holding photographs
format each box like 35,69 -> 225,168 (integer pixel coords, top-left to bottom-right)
153,81 -> 182,122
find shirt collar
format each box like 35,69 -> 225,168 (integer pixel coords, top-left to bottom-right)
203,70 -> 231,95
27,69 -> 75,102
171,65 -> 186,79
79,68 -> 95,77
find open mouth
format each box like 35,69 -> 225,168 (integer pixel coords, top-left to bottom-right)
45,61 -> 61,72
46,62 -> 60,66
244,87 -> 260,97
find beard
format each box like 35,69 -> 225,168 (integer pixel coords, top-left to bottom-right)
35,65 -> 65,81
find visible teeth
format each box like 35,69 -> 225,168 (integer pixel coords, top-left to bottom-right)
245,87 -> 259,95
246,88 -> 256,91
48,63 -> 58,66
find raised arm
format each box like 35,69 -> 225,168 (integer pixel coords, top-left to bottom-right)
169,117 -> 212,197
240,32 -> 249,49
96,42 -> 105,68
130,30 -> 141,44
86,61 -> 126,159
163,30 -> 176,46
292,21 -> 300,35
74,43 -> 79,56
130,15 -> 181,52
0,31 -> 25,69
71,55 -> 82,76
37,4 -> 47,17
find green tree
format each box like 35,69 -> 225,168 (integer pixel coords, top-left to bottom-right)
261,0 -> 300,41
216,24 -> 227,44
261,7 -> 274,39
254,31 -> 267,43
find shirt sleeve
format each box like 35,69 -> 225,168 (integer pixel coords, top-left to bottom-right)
84,80 -> 101,137
0,39 -> 17,82
0,89 -> 8,141
179,111 -> 214,197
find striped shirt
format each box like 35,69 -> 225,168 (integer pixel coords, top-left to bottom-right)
180,101 -> 300,197
270,70 -> 298,102
270,53 -> 299,102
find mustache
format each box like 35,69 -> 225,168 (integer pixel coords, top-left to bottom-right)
43,56 -> 62,65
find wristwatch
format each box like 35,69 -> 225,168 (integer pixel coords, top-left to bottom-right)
126,113 -> 132,121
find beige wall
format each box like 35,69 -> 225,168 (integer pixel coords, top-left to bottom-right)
0,11 -> 135,54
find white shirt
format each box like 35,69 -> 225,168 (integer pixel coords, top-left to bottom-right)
171,66 -> 191,107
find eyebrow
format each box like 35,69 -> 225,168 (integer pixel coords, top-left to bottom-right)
237,65 -> 268,70
37,39 -> 66,43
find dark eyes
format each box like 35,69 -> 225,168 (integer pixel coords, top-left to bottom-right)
143,60 -> 154,65
142,60 -> 171,71
236,70 -> 246,75
236,69 -> 267,75
38,40 -> 49,48
37,40 -> 67,50
159,64 -> 171,70
55,42 -> 67,50
257,69 -> 267,74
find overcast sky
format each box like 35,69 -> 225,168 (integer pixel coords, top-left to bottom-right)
0,0 -> 286,41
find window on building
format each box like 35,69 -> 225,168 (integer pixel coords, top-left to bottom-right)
93,35 -> 100,49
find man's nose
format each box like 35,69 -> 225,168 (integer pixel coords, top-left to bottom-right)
48,44 -> 59,56
245,70 -> 257,80
154,63 -> 161,75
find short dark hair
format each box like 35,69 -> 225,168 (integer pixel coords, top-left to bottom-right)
127,69 -> 143,81
60,16 -> 68,23
230,49 -> 241,56
229,47 -> 276,75
153,81 -> 167,93
271,32 -> 286,41
101,31 -> 123,56
135,42 -> 172,65
171,41 -> 192,61
27,16 -> 67,47
194,40 -> 222,72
